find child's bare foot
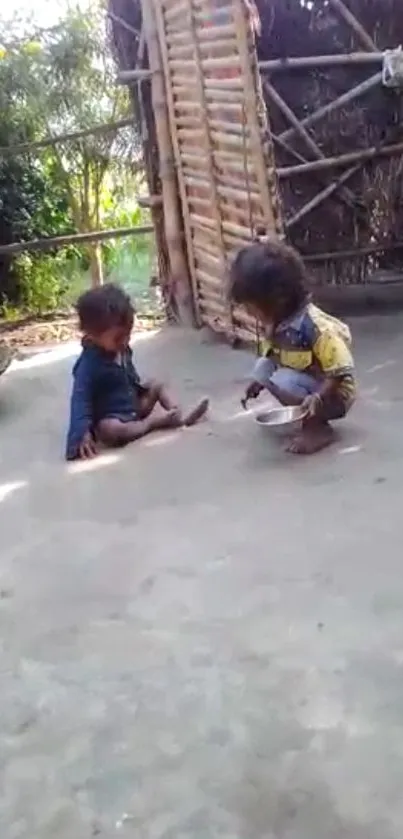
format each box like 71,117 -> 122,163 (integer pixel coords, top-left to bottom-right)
183,397 -> 209,427
286,421 -> 334,455
151,408 -> 182,431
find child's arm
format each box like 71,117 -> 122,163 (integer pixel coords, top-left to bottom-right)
65,357 -> 96,460
305,330 -> 354,415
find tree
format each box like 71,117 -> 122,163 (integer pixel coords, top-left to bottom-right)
0,1 -> 137,289
0,34 -> 73,301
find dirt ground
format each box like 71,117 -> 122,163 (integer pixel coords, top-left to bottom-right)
1,316 -> 403,838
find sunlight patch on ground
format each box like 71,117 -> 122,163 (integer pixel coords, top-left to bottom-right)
8,342 -> 80,373
0,480 -> 28,503
67,452 -> 122,474
5,327 -> 161,376
143,430 -> 181,448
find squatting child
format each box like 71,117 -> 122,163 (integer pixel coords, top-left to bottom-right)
230,240 -> 356,454
66,283 -> 208,460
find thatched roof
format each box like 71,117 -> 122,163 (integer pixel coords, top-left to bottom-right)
108,0 -> 403,285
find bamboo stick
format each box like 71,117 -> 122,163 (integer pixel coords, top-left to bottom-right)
189,213 -> 253,240
192,6 -> 233,24
202,55 -> 242,71
197,24 -> 235,42
198,297 -> 228,318
278,138 -> 403,178
168,37 -> 238,58
194,238 -> 221,257
116,69 -> 153,84
192,87 -> 243,103
327,0 -> 377,51
285,165 -> 360,229
258,52 -> 383,72
0,225 -> 154,257
194,250 -> 221,270
141,0 -> 196,326
280,71 -> 382,143
233,0 -> 277,232
265,80 -> 357,210
164,0 -> 189,22
273,133 -> 310,164
151,0 -> 204,326
107,10 -> 140,39
0,117 -> 135,157
179,128 -> 252,149
170,56 -> 241,73
196,272 -> 224,293
264,79 -> 324,160
204,77 -> 244,90
304,240 -> 403,263
165,22 -> 234,45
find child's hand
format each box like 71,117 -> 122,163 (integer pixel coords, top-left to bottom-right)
301,393 -> 322,418
78,431 -> 98,459
245,380 -> 263,401
241,380 -> 263,410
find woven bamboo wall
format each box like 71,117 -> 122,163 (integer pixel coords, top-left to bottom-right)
152,0 -> 283,341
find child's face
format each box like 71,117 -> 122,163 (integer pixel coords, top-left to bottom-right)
91,314 -> 134,354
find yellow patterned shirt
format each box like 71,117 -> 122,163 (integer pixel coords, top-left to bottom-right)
262,303 -> 356,403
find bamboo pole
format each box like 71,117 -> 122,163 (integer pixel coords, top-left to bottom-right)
280,71 -> 382,144
264,80 -> 357,209
285,165 -> 360,229
116,68 -> 152,84
304,240 -> 403,263
177,0 -> 233,340
140,0 -> 195,326
0,117 -> 135,158
151,0 -> 202,327
0,225 -> 154,257
327,0 -> 377,51
259,52 -> 383,72
278,138 -> 403,178
232,0 -> 276,232
117,53 -> 383,81
264,79 -> 322,159
107,10 -> 141,39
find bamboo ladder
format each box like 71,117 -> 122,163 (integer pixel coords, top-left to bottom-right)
146,0 -> 283,342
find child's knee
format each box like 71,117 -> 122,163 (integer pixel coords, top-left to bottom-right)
270,368 -> 312,401
251,356 -> 276,388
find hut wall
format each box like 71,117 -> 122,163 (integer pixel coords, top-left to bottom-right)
257,0 -> 403,287
109,0 -> 403,334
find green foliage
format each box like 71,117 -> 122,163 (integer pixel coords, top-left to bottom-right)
14,251 -> 69,315
0,2 -> 147,316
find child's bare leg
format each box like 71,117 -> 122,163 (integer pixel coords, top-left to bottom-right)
137,380 -> 179,419
139,380 -> 209,427
265,377 -> 335,455
97,409 -> 181,447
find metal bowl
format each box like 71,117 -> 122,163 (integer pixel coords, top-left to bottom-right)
255,405 -> 306,436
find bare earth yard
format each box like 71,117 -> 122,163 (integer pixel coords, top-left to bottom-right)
1,317 -> 403,838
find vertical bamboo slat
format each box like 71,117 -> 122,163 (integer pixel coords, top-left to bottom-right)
151,0 -> 202,326
140,0 -> 195,326
232,0 -> 281,235
187,0 -> 233,331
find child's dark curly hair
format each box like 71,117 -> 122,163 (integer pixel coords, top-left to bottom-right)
76,283 -> 135,334
229,239 -> 309,321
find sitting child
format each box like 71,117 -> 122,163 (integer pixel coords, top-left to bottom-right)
230,240 -> 356,454
66,283 -> 208,460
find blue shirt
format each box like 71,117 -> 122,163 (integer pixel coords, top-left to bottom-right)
66,341 -> 143,460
